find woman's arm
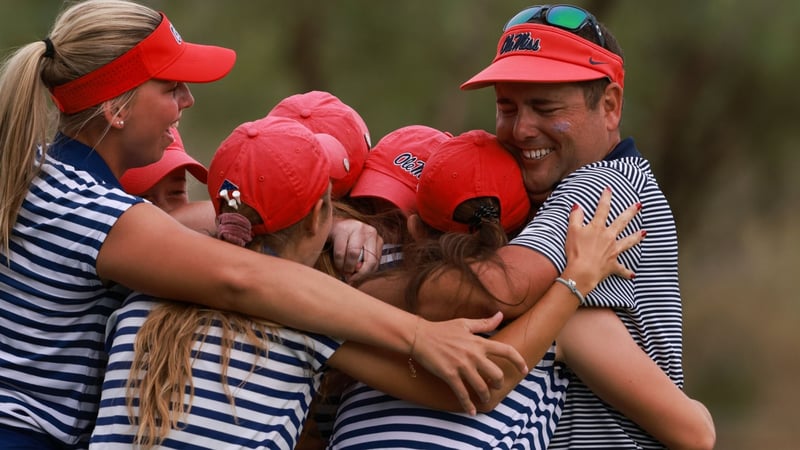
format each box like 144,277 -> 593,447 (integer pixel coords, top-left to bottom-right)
328,280 -> 578,413
97,202 -> 525,415
169,200 -> 217,235
168,200 -> 383,281
415,189 -> 640,323
557,308 -> 716,450
330,190 -> 645,413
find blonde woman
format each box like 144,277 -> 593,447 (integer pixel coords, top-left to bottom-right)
0,1 -> 527,447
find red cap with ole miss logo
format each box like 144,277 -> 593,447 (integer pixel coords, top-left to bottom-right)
349,125 -> 452,215
461,23 -> 624,90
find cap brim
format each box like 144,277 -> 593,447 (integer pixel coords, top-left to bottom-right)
158,43 -> 236,83
461,54 -> 609,90
314,133 -> 350,181
120,150 -> 208,194
349,168 -> 416,215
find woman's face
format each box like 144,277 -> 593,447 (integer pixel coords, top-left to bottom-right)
119,80 -> 194,172
138,167 -> 189,213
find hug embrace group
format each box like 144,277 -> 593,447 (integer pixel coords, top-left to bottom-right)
0,1 -> 716,449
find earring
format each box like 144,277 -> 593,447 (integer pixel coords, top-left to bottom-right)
116,120 -> 124,127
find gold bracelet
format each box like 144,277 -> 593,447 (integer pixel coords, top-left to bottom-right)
408,316 -> 420,378
407,358 -> 417,378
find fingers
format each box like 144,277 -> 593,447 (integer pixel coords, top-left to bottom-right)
413,313 -> 528,416
617,228 -> 646,254
589,186 -> 613,227
612,261 -> 636,280
453,332 -> 529,414
563,188 -> 644,289
449,379 -> 477,416
465,312 -> 528,375
612,228 -> 645,279
346,234 -> 383,283
329,218 -> 384,279
332,239 -> 360,275
465,310 -> 504,334
483,338 -> 528,375
458,367 -> 487,415
476,356 -> 504,391
608,197 -> 642,236
580,186 -> 644,243
567,202 -> 586,230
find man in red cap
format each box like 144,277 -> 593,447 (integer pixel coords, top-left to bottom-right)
322,10 -> 711,447
435,5 -> 714,449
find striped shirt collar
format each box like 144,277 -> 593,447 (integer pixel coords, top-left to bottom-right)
604,137 -> 641,161
47,132 -> 122,188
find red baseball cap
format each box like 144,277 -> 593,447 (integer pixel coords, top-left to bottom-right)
267,91 -> 371,199
417,129 -> 530,234
207,116 -> 332,235
50,12 -> 236,114
313,133 -> 350,183
349,125 -> 452,215
119,128 -> 207,195
461,23 -> 624,90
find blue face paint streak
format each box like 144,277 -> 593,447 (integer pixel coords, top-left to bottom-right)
552,121 -> 571,133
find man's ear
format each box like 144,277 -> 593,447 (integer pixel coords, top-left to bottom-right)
603,82 -> 623,131
407,213 -> 426,242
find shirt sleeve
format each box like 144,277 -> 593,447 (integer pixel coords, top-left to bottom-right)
509,165 -> 642,309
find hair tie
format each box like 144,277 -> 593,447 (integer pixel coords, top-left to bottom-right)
468,204 -> 500,232
41,37 -> 55,58
216,212 -> 253,247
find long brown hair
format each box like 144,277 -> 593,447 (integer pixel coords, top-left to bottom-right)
402,196 -> 524,314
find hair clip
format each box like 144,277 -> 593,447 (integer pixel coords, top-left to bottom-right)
218,189 -> 242,210
468,204 -> 500,232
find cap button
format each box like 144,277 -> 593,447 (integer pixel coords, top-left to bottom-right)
473,135 -> 486,147
246,126 -> 259,138
300,108 -> 312,118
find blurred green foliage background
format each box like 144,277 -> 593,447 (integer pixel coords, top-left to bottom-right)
2,1 -> 799,448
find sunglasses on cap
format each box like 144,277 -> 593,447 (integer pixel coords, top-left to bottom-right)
503,4 -> 605,48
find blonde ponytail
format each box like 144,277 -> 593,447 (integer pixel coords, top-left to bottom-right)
0,0 -> 160,257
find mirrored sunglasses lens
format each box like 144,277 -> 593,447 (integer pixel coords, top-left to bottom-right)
503,6 -> 543,30
547,6 -> 589,30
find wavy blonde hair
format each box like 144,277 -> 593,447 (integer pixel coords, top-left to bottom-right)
128,302 -> 284,448
127,195 -> 333,448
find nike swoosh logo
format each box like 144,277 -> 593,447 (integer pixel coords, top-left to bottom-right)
588,57 -> 607,65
